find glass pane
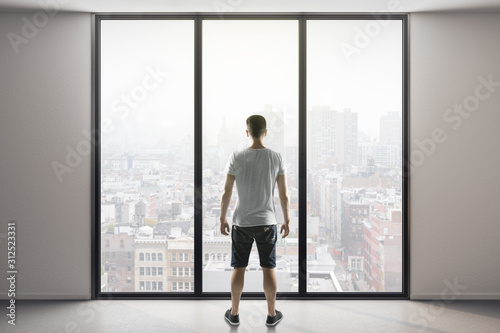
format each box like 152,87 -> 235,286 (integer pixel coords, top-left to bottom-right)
307,20 -> 403,292
202,20 -> 299,292
100,20 -> 194,293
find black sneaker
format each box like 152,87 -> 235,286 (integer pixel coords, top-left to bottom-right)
266,310 -> 283,327
225,308 -> 240,326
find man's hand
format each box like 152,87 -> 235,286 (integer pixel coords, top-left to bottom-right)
220,218 -> 230,236
280,222 -> 290,238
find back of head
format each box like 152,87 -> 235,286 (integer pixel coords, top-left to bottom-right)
246,115 -> 267,138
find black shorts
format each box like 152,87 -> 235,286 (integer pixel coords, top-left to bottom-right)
231,224 -> 278,268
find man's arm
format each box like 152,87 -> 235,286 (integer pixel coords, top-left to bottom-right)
220,173 -> 235,235
277,174 -> 290,238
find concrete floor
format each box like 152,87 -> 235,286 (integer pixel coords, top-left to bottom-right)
2,299 -> 500,332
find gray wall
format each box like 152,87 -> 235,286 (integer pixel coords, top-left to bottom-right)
0,12 -> 91,299
1,11 -> 499,300
410,12 -> 500,299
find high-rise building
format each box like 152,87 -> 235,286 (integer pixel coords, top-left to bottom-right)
217,117 -> 234,158
363,202 -> 402,292
308,105 -> 337,169
260,104 -> 285,154
341,191 -> 370,265
308,106 -> 358,171
309,170 -> 338,244
181,134 -> 194,166
337,108 -> 358,168
134,200 -> 147,226
379,111 -> 402,144
359,142 -> 401,167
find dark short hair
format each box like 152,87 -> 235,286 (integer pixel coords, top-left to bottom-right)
246,115 -> 267,138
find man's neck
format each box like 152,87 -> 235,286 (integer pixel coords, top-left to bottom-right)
249,139 -> 265,149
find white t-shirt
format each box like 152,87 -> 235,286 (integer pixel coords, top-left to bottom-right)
224,147 -> 286,227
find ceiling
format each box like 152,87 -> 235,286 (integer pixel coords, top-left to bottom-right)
2,0 -> 500,13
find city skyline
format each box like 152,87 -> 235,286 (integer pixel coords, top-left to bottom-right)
100,18 -> 403,294
100,105 -> 403,293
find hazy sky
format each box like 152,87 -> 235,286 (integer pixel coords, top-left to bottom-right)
307,19 -> 403,139
203,19 -> 298,146
100,19 -> 402,148
100,20 -> 193,150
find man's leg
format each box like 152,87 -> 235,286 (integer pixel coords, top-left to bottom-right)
262,267 -> 277,317
231,267 -> 246,315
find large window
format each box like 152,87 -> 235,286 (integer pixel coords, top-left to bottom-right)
307,20 -> 403,292
99,19 -> 194,293
202,19 -> 299,292
95,14 -> 408,298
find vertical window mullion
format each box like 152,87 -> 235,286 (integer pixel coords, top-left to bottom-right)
402,16 -> 410,298
194,15 -> 203,297
298,15 -> 307,296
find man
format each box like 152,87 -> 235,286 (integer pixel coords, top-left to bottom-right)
220,115 -> 290,327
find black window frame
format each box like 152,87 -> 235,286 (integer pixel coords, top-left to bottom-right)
92,13 -> 409,300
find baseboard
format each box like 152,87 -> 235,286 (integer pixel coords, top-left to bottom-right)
411,293 -> 500,300
2,292 -> 499,301
0,293 -> 92,300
